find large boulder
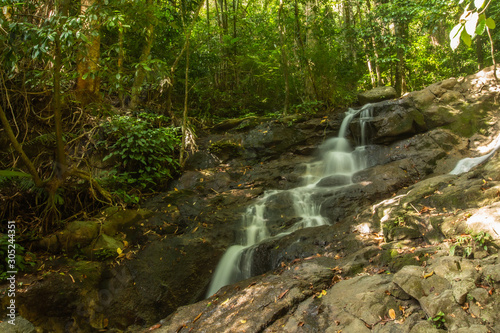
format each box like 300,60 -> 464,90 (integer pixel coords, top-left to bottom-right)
358,86 -> 398,105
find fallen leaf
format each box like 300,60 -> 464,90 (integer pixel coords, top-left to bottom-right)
148,323 -> 162,330
193,312 -> 202,323
423,271 -> 434,279
240,319 -> 247,324
388,308 -> 396,320
117,248 -> 123,255
297,322 -> 305,327
278,289 -> 289,299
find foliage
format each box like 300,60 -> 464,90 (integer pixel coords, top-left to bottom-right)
428,311 -> 446,329
450,0 -> 496,50
449,231 -> 492,257
93,248 -> 117,261
98,113 -> 181,198
0,234 -> 35,281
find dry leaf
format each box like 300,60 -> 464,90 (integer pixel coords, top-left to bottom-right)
423,271 -> 434,279
388,308 -> 396,320
193,312 -> 202,323
278,289 -> 289,299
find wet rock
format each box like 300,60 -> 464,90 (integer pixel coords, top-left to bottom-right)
315,174 -> 352,187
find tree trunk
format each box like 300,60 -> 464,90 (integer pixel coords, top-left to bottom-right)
76,0 -> 101,105
487,27 -> 498,81
294,0 -> 318,101
278,0 -> 290,114
53,33 -> 67,177
165,0 -> 205,118
180,40 -> 190,168
0,104 -> 43,187
130,0 -> 155,109
118,20 -> 125,107
394,21 -> 407,96
372,36 -> 382,86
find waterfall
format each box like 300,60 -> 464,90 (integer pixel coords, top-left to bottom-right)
450,133 -> 500,175
206,105 -> 374,297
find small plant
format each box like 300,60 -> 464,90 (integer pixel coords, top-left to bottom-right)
473,231 -> 491,251
449,231 -> 492,258
394,215 -> 405,226
93,248 -> 117,261
97,113 -> 181,198
428,311 -> 446,329
0,235 -> 35,281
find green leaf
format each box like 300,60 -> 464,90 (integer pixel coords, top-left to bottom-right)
461,29 -> 472,47
0,170 -> 32,178
486,17 -> 496,29
476,21 -> 486,35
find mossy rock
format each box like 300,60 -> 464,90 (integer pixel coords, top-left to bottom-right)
87,234 -> 123,261
208,140 -> 243,161
102,208 -> 153,236
37,221 -> 99,254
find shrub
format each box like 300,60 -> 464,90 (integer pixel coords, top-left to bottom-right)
98,113 -> 181,197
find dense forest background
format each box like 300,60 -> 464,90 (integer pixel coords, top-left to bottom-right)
0,0 -> 498,238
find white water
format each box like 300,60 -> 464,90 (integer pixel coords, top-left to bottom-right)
206,104 -> 374,297
450,133 -> 500,175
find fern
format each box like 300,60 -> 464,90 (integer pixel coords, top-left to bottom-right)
22,132 -> 76,147
23,133 -> 57,147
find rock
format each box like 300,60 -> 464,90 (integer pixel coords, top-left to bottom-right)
409,321 -> 446,332
358,86 -> 398,105
315,174 -> 352,187
0,316 -> 36,333
89,234 -> 123,255
37,220 -> 99,253
184,150 -> 220,170
102,208 -> 153,236
463,202 -> 500,240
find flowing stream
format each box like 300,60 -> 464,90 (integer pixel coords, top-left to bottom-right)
206,104 -> 375,297
450,133 -> 500,175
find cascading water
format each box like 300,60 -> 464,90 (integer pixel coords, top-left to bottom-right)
206,104 -> 374,297
450,133 -> 500,175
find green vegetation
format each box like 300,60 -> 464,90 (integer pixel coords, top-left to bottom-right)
98,113 -> 181,203
428,311 -> 446,329
1,0 -> 499,237
0,235 -> 35,280
449,231 -> 492,258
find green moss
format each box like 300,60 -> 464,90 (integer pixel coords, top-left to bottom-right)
209,140 -> 243,158
381,249 -> 399,264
